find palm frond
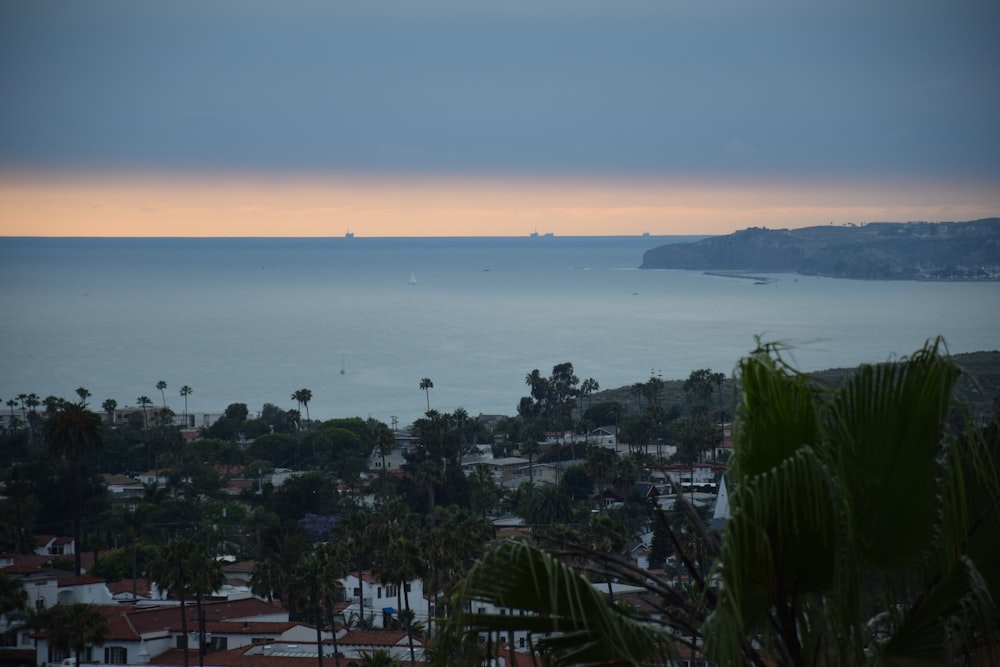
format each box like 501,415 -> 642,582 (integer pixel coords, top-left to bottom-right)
827,339 -> 960,571
448,540 -> 680,666
876,556 -> 996,666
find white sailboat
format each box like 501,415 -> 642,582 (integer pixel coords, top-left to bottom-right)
409,272 -> 417,285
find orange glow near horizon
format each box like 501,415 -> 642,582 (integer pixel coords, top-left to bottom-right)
1,170 -> 997,237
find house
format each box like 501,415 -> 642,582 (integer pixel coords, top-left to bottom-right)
150,630 -> 425,666
220,560 -> 256,588
368,446 -> 407,472
476,414 -> 506,432
4,569 -> 113,609
101,474 -> 145,500
107,578 -> 155,603
33,535 -> 75,558
0,571 -> 116,656
136,470 -> 171,487
586,426 -> 618,449
337,629 -> 423,663
31,599 -> 307,666
341,571 -> 428,630
464,457 -> 529,484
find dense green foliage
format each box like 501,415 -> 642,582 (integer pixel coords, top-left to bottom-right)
441,340 -> 1000,666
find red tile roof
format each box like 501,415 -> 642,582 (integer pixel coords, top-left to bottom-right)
201,621 -> 299,635
92,605 -> 141,641
57,575 -> 106,587
101,473 -> 142,485
221,560 -> 257,573
107,578 -> 153,597
126,598 -> 288,635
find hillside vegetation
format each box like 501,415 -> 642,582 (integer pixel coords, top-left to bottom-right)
593,349 -> 1000,423
640,219 -> 1000,280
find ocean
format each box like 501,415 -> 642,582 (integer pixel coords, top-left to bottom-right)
1,236 -> 998,427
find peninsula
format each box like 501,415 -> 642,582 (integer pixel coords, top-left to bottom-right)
640,218 -> 1000,280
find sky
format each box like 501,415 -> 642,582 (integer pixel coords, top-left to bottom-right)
1,0 -> 998,237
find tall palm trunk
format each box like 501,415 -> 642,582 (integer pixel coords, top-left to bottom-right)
314,607 -> 324,667
402,580 -> 416,666
71,456 -> 83,576
324,599 -> 341,667
179,592 -> 190,667
196,590 -> 206,667
131,541 -> 138,599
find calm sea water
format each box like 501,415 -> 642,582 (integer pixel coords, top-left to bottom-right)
2,236 -> 998,426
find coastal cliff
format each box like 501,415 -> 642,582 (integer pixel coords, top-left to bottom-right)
640,218 -> 1000,280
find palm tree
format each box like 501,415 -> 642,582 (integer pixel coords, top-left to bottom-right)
292,388 -> 313,427
585,446 -> 616,512
180,385 -> 193,427
249,557 -> 284,604
149,538 -> 200,667
101,398 -> 117,426
442,340 -> 1000,666
74,387 -> 91,406
156,380 -> 168,408
45,603 -> 110,667
374,537 -> 426,666
188,545 -> 224,667
137,396 -> 153,429
580,377 -> 599,416
420,506 -> 492,634
419,378 -> 433,412
586,513 -> 627,598
520,484 -> 574,526
5,399 -> 17,430
292,544 -> 350,667
0,573 -> 27,617
519,437 -> 540,483
370,420 -> 395,476
9,603 -> 48,649
704,339 -> 1000,665
445,540 -> 680,666
24,393 -> 40,440
114,504 -> 151,599
350,650 -> 401,667
44,402 -> 103,575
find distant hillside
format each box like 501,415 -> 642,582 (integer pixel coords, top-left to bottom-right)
639,219 -> 1000,280
591,350 -> 1000,424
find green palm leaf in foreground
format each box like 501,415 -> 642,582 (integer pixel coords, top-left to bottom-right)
707,338 -> 1000,666
447,539 -> 679,666
442,339 -> 999,667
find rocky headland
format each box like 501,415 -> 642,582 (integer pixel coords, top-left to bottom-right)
640,218 -> 1000,280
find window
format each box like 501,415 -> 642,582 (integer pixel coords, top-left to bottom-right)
377,587 -> 382,599
105,647 -> 128,664
48,646 -> 69,663
385,584 -> 397,598
519,638 -> 526,648
251,637 -> 275,644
